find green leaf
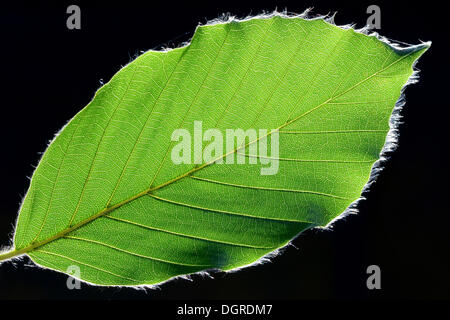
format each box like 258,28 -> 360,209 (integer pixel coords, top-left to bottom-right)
0,14 -> 429,286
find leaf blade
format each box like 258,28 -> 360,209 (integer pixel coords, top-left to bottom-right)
7,15 -> 429,285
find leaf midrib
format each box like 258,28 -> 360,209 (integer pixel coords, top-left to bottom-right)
0,43 -> 416,263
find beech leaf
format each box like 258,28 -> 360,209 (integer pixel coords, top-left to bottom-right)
0,14 -> 430,286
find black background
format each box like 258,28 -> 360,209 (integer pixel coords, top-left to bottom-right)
0,0 -> 448,301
